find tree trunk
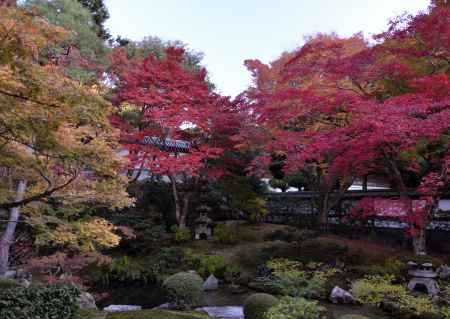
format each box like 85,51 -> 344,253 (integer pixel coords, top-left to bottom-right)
362,175 -> 368,191
318,207 -> 330,231
179,192 -> 192,228
412,228 -> 427,256
169,175 -> 183,227
318,194 -> 330,232
0,180 -> 27,275
385,154 -> 428,255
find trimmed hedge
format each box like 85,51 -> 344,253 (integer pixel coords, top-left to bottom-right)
163,272 -> 204,310
243,293 -> 279,319
0,283 -> 80,319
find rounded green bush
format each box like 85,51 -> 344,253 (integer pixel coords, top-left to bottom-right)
264,297 -> 325,319
243,293 -> 279,319
338,315 -> 370,319
163,272 -> 203,310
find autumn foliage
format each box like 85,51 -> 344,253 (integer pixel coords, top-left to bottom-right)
109,46 -> 240,226
0,4 -> 131,274
242,1 -> 449,252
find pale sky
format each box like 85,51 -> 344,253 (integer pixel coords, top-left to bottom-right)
104,0 -> 430,97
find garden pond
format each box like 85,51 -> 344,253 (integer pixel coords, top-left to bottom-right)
99,285 -> 393,319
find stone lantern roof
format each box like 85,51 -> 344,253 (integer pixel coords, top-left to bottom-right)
407,261 -> 437,278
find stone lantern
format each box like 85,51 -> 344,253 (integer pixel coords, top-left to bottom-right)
194,205 -> 213,240
407,261 -> 440,296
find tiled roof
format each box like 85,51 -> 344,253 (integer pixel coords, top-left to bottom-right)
142,136 -> 190,152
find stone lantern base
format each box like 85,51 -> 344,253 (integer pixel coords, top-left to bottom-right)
407,277 -> 440,296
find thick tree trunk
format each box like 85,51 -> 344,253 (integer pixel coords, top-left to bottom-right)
169,175 -> 193,228
0,180 -> 27,275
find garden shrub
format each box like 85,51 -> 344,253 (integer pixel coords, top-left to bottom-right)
89,248 -> 186,286
214,224 -> 238,245
366,258 -> 407,279
198,255 -> 226,278
90,255 -> 150,286
263,258 -> 337,299
441,307 -> 450,319
351,275 -> 440,317
148,247 -> 186,280
0,283 -> 80,319
0,278 -> 20,290
243,293 -> 279,319
441,282 -> 450,301
264,297 -> 326,319
171,225 -> 192,243
163,272 -> 204,310
351,275 -> 408,305
184,249 -> 227,278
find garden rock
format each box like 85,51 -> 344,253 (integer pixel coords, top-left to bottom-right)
78,292 -> 97,309
203,274 -> 219,291
103,305 -> 142,312
438,265 -> 450,278
17,278 -> 30,288
16,268 -> 31,280
3,270 -> 16,279
330,286 -> 354,304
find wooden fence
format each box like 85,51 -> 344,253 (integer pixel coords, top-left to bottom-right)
265,190 -> 450,231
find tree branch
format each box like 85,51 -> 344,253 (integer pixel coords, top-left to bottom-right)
0,173 -> 78,209
0,89 -> 63,109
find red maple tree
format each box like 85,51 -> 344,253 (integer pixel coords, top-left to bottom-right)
242,1 -> 449,252
110,47 -> 227,227
242,34 -> 371,228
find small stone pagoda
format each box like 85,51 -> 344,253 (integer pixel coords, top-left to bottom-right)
194,205 -> 213,240
407,261 -> 440,296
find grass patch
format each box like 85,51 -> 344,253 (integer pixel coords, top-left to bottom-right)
79,308 -> 107,319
